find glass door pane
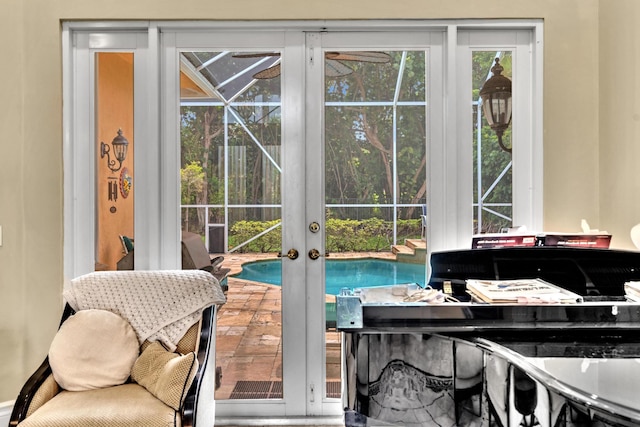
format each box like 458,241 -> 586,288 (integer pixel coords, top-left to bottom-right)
321,45 -> 429,399
179,50 -> 283,401
95,52 -> 135,272
472,51 -> 513,234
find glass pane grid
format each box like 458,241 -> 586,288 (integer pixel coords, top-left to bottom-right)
180,50 -> 284,401
324,50 -> 428,398
473,51 -> 513,234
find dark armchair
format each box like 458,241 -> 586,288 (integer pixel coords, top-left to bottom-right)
10,270 -> 226,427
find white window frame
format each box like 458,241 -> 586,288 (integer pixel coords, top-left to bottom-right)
63,25 -> 156,279
456,29 -> 543,244
62,19 -> 543,421
63,19 -> 543,274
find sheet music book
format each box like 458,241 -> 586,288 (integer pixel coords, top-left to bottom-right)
466,278 -> 583,304
624,281 -> 640,302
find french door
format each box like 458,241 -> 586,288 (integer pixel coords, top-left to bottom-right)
305,30 -> 443,416
162,27 -> 442,418
165,29 -> 323,418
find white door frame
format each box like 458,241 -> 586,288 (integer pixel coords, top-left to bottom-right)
162,29 -> 312,418
303,29 -> 445,416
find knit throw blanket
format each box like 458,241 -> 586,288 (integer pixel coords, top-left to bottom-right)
63,270 -> 226,351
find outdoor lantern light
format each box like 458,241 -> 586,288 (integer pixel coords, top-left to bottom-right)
479,57 -> 512,153
101,128 -> 129,173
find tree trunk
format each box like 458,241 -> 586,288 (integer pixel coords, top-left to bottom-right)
197,106 -> 222,229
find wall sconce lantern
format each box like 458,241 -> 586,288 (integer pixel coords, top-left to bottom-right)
479,58 -> 512,153
101,128 -> 129,173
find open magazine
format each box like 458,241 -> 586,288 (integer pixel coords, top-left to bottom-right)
624,281 -> 640,302
466,278 -> 583,304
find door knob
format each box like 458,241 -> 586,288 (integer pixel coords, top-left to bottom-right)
280,248 -> 299,260
308,249 -> 329,260
278,249 -> 299,260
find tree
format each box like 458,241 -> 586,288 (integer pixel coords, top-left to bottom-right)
324,51 -> 427,220
181,105 -> 225,229
180,161 -> 205,231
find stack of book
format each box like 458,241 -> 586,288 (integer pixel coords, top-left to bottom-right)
471,233 -> 537,249
466,278 -> 583,304
536,232 -> 611,249
624,281 -> 640,302
471,232 -> 611,249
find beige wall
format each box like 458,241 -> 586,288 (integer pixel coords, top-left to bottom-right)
599,0 -> 640,252
1,0 -> 639,403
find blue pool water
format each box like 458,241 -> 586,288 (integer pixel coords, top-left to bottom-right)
233,258 -> 426,295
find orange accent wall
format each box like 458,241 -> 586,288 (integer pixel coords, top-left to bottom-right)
96,53 -> 135,270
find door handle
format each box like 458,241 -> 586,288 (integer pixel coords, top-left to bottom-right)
308,249 -> 330,260
277,249 -> 299,260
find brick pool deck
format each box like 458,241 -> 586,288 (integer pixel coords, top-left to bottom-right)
214,251 -> 396,400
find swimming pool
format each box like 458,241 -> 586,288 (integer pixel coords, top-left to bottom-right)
233,258 -> 426,294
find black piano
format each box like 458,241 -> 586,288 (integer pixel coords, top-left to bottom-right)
340,247 -> 640,427
428,246 -> 640,299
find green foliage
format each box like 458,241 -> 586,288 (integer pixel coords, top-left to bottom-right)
326,219 -> 369,252
396,219 -> 423,242
181,103 -> 281,220
229,220 -> 282,253
180,51 -> 513,238
181,162 -> 205,205
229,218 -> 421,254
323,51 -> 427,212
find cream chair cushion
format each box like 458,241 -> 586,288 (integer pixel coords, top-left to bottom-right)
18,383 -> 180,427
131,341 -> 198,411
48,309 -> 139,391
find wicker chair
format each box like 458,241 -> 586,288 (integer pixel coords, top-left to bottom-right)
10,270 -> 226,427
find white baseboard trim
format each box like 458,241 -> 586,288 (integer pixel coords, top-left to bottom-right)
2,403 -> 348,427
214,416 -> 344,426
0,401 -> 14,427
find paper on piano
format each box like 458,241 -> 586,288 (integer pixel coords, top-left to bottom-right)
358,284 -> 438,304
466,278 -> 583,304
624,281 -> 640,302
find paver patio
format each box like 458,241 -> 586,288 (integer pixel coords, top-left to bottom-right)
214,251 -> 398,400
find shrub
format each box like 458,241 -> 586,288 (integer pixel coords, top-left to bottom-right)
229,218 -> 421,253
229,220 -> 281,253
